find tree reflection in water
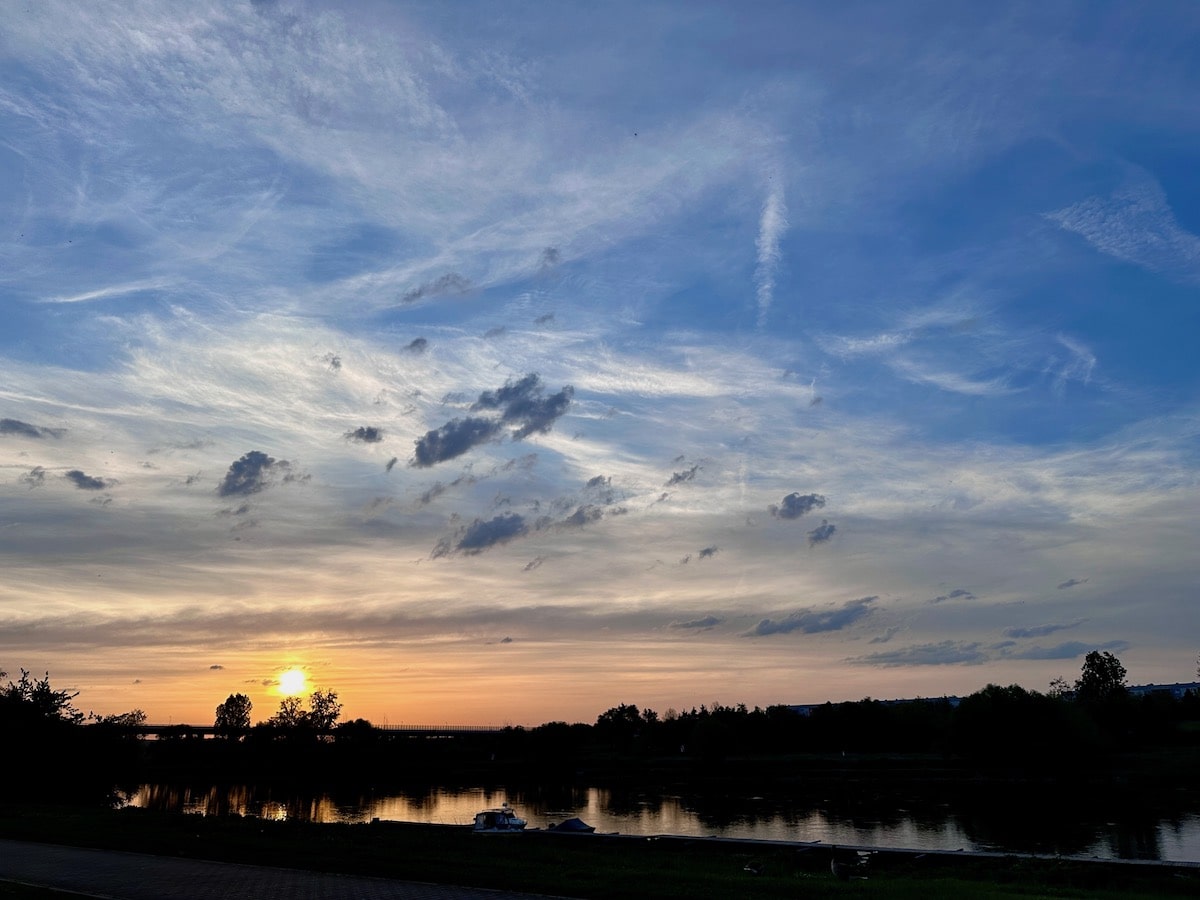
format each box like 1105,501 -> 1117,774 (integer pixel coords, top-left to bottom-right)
124,782 -> 1200,861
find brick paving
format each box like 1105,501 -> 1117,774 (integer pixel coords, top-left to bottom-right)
0,839 -> 577,900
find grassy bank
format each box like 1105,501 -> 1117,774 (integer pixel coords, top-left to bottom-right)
2,804 -> 1198,899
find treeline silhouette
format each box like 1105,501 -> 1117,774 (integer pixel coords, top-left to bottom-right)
4,652 -> 1200,802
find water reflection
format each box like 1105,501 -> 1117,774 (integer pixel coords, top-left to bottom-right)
125,783 -> 1200,862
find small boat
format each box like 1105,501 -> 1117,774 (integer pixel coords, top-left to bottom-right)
547,817 -> 596,833
472,803 -> 527,833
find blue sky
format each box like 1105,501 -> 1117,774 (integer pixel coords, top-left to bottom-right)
1,0 -> 1197,724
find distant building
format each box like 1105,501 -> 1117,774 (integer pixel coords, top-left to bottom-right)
1126,681 -> 1200,700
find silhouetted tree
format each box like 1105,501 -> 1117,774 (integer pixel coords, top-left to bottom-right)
1075,650 -> 1128,705
1,668 -> 84,726
307,689 -> 342,730
1,668 -> 144,803
90,709 -> 147,728
596,703 -> 643,732
1047,676 -> 1071,699
264,690 -> 341,733
952,683 -> 1094,766
268,695 -> 307,728
214,693 -> 252,739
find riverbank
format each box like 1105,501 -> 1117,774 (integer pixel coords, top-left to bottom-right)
2,804 -> 1198,899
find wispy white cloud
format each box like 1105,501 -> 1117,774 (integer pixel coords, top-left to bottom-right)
1046,168 -> 1200,282
43,278 -> 176,304
755,175 -> 788,326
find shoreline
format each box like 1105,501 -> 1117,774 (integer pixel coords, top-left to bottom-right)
4,804 -> 1200,898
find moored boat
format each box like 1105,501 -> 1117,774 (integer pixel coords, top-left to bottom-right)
472,803 -> 527,833
547,817 -> 596,833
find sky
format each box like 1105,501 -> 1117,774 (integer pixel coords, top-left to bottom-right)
1,0 -> 1198,727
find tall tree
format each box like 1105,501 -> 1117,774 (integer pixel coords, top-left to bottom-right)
214,693 -> 252,739
1075,650 -> 1128,705
269,695 -> 307,728
307,689 -> 341,730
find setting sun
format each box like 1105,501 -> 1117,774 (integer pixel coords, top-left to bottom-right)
278,668 -> 307,696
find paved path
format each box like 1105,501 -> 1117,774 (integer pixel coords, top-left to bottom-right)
0,840 -> 576,900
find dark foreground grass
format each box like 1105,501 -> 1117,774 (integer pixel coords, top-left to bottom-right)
2,804 -> 1197,900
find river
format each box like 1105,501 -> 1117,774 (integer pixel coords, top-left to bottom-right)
126,783 -> 1200,863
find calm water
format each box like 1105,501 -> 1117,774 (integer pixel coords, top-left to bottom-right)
126,783 -> 1200,863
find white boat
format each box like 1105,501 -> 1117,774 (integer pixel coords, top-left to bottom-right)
472,803 -> 527,833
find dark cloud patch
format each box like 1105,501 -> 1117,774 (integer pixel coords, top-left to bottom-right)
506,386 -> 573,439
534,312 -> 555,325
807,520 -> 836,546
562,505 -> 604,528
19,466 -> 46,488
385,457 -> 398,472
217,451 -> 288,497
747,596 -> 876,637
473,373 -> 537,410
474,374 -> 573,437
1,418 -> 64,439
345,426 -> 384,443
523,556 -> 544,572
930,588 -> 976,604
184,473 -> 202,485
483,326 -> 507,339
581,475 -> 618,506
666,464 -> 700,487
456,513 -> 528,554
417,375 -> 572,466
770,492 -> 826,520
217,503 -> 252,517
322,352 -> 342,371
499,636 -> 514,644
209,664 -> 224,670
1057,577 -> 1088,590
698,545 -> 719,559
401,272 -> 471,305
65,470 -> 113,491
539,247 -> 560,270
679,554 -> 692,565
671,615 -> 723,630
1003,621 -> 1082,639
412,417 -> 501,467
405,338 -> 428,354
851,640 -> 988,667
1004,639 -> 1129,661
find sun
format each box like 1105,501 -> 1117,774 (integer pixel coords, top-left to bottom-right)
278,668 -> 307,696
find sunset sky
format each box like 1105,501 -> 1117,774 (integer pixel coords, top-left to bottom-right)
2,1 -> 1198,727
